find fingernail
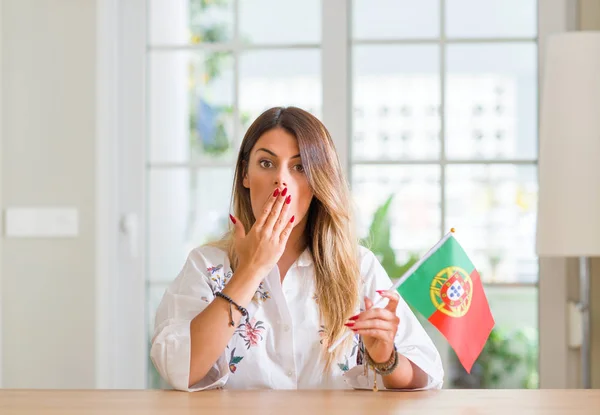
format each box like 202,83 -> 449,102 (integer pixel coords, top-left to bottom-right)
344,322 -> 355,327
229,214 -> 236,224
285,195 -> 291,204
281,187 -> 288,197
349,315 -> 359,321
273,188 -> 280,197
376,290 -> 385,294
290,215 -> 295,223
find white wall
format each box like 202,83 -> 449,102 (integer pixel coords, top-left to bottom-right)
1,0 -> 96,388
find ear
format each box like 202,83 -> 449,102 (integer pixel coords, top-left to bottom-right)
242,160 -> 249,189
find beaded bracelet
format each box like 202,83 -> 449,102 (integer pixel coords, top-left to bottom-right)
366,345 -> 399,375
363,346 -> 399,392
215,291 -> 248,327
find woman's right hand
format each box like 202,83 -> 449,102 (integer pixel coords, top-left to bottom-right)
229,187 -> 295,279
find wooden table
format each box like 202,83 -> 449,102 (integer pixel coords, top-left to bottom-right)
1,389 -> 599,414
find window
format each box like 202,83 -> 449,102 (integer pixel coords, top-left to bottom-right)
350,0 -> 539,388
146,0 -> 322,389
146,0 -> 539,389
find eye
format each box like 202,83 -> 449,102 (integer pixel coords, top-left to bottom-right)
293,164 -> 305,173
259,159 -> 273,169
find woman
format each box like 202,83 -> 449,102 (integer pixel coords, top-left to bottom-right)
151,107 -> 443,391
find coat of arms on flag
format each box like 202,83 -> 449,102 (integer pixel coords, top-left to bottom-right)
433,268 -> 472,317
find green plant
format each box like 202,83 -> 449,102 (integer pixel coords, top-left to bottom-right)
187,0 -> 254,157
450,326 -> 539,389
359,194 -> 419,280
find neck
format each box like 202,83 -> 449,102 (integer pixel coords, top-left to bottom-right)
284,216 -> 308,257
277,216 -> 308,279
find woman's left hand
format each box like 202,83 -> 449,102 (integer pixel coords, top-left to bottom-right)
346,290 -> 400,363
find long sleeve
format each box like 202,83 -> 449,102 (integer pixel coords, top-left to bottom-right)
150,247 -> 230,391
347,247 -> 445,390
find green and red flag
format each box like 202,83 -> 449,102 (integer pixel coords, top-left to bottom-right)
396,230 -> 494,373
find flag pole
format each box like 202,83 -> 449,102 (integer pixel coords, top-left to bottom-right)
327,229 -> 456,354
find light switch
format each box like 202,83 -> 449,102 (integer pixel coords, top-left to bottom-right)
4,207 -> 79,238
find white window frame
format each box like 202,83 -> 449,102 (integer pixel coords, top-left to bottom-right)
95,0 -> 574,389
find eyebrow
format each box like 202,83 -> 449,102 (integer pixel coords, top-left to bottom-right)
256,148 -> 301,159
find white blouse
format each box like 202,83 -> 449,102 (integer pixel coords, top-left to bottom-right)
151,245 -> 444,391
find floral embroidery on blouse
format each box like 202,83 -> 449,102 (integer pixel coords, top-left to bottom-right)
338,334 -> 363,373
228,347 -> 244,373
337,356 -> 350,372
254,281 -> 271,302
354,333 -> 364,365
235,318 -> 266,349
207,265 -> 223,275
353,307 -> 365,365
208,265 -> 231,292
318,325 -> 327,346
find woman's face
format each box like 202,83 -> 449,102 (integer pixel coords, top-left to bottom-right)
243,127 -> 314,230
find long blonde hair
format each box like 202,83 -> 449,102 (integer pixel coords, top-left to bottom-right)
211,107 -> 360,370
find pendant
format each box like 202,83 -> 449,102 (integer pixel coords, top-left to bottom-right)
371,364 -> 378,392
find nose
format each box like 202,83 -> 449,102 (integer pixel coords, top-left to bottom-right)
274,168 -> 289,188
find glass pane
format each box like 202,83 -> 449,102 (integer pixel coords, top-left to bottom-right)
353,0 -> 439,39
446,0 -> 537,39
239,49 -> 322,125
239,0 -> 321,44
353,45 -> 440,161
149,0 -> 234,45
445,43 -> 537,160
450,286 -> 538,389
352,165 -> 441,274
445,165 -> 538,283
147,167 -> 234,283
148,51 -> 235,163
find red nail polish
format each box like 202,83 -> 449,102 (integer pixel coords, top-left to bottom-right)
290,215 -> 295,223
281,187 -> 288,197
229,214 -> 236,224
349,315 -> 359,321
376,290 -> 385,294
344,322 -> 355,327
285,195 -> 291,204
273,188 -> 280,197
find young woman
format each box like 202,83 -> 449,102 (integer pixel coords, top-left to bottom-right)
151,107 -> 443,391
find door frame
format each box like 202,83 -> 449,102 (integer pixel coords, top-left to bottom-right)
0,0 -> 4,388
96,0 -> 147,389
537,0 -> 578,388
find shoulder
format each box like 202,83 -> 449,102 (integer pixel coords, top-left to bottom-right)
168,245 -> 232,293
357,245 -> 381,273
180,245 -> 231,278
189,244 -> 229,264
357,245 -> 393,290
